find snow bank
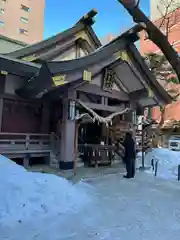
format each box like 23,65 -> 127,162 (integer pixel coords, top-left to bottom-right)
137,148 -> 180,180
0,155 -> 94,226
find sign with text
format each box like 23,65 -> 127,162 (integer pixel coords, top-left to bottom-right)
102,68 -> 115,91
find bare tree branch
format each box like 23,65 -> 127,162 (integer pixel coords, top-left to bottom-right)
118,0 -> 180,81
157,0 -> 175,30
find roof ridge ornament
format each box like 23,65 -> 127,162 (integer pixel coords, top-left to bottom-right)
76,9 -> 98,26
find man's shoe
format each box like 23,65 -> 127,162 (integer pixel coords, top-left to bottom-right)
123,175 -> 131,179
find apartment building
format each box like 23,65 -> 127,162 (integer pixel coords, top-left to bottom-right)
0,0 -> 45,44
141,2 -> 180,53
140,0 -> 180,125
150,0 -> 180,21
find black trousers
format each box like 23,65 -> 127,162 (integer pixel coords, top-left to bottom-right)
125,158 -> 135,178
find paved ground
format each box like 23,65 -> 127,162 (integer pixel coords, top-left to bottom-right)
75,172 -> 180,240
3,170 -> 180,240
27,163 -> 125,183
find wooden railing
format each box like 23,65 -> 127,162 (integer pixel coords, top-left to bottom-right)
0,132 -> 51,156
78,144 -> 116,166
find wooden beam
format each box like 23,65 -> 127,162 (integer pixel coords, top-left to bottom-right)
77,83 -> 129,101
46,38 -> 128,75
79,101 -> 126,112
0,93 -> 43,103
39,39 -> 75,61
0,55 -> 39,78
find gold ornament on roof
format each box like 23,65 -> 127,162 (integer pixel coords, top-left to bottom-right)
52,74 -> 67,86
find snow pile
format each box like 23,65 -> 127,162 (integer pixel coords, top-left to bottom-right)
143,148 -> 180,179
0,155 -> 94,226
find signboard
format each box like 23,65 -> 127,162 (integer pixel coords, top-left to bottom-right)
102,68 -> 115,91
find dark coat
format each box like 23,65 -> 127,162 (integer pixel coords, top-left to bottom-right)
123,137 -> 136,162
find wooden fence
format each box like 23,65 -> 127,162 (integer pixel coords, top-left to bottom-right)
78,144 -> 116,166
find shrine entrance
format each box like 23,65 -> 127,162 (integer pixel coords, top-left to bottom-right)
78,121 -> 101,144
76,108 -> 116,167
78,110 -> 102,145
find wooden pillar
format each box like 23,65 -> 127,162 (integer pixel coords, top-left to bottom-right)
104,97 -> 108,105
0,98 -> 3,132
23,156 -> 30,168
101,96 -> 105,105
59,89 -> 76,170
74,122 -> 79,175
59,98 -> 76,170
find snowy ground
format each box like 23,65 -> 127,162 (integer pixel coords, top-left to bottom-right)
2,153 -> 180,239
137,148 -> 180,180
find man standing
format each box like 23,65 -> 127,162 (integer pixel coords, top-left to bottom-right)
119,131 -> 136,178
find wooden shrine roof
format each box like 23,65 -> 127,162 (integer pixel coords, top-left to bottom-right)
0,23 -> 172,108
5,9 -> 101,60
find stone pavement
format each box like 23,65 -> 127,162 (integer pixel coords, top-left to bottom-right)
27,163 -> 126,183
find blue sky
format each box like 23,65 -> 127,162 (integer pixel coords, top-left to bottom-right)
44,0 -> 150,39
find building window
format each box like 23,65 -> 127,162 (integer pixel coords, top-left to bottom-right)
21,4 -> 31,12
0,8 -> 5,14
0,20 -> 4,27
20,16 -> 28,24
19,28 -> 28,35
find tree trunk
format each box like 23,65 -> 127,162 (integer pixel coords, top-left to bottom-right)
118,0 -> 180,80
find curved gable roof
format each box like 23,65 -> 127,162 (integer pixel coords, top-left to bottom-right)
6,9 -> 101,59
